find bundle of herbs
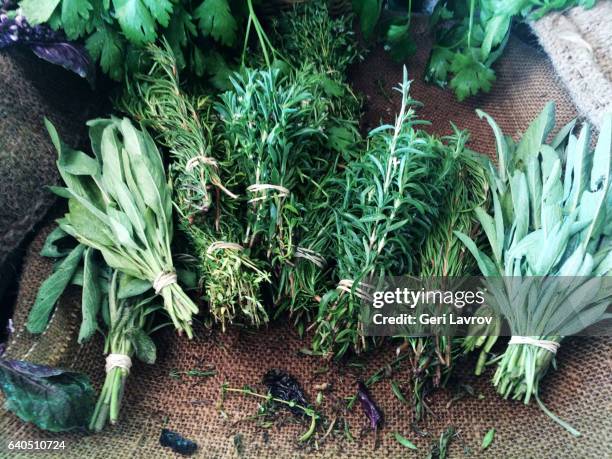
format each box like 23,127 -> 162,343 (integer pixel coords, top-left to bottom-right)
38,117 -> 198,337
396,133 -> 488,421
457,104 -> 612,434
23,226 -> 164,430
313,70 -> 458,358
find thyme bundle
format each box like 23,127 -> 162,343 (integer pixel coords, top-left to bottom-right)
457,105 -> 612,434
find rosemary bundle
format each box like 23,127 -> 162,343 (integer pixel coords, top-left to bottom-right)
122,41 -> 234,219
399,136 -> 488,420
457,105 -> 612,434
45,117 -> 198,337
313,71 -> 456,357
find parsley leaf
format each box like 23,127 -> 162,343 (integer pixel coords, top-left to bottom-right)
61,0 -> 92,39
112,0 -> 157,45
19,0 -> 60,25
194,0 -> 237,47
142,0 -> 173,28
86,25 -> 125,81
425,47 -> 454,87
449,51 -> 495,101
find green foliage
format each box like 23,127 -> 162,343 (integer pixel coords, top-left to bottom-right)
458,105 -> 612,434
19,0 -> 247,80
351,0 -> 598,99
425,0 -> 596,100
45,116 -> 198,337
312,70 -> 457,357
0,359 -> 95,432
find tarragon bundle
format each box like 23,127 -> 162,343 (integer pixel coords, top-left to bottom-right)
456,104 -> 611,434
313,70 -> 456,357
45,117 -> 198,337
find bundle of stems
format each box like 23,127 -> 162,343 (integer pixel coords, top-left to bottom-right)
215,67 -> 326,263
46,117 -> 198,337
121,41 -> 235,219
456,104 -> 612,434
90,271 -> 162,431
397,136 -> 488,421
313,70 -> 456,357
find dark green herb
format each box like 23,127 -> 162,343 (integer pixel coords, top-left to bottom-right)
45,117 -> 198,337
0,359 -> 95,432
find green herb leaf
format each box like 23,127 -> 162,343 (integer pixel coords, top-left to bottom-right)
129,328 -> 157,364
393,432 -> 418,450
86,25 -> 125,81
385,21 -> 416,62
19,0 -> 60,24
353,0 -> 381,39
194,0 -> 238,47
449,52 -> 496,101
60,0 -> 92,39
112,0 -> 157,44
27,244 -> 86,334
142,0 -> 173,28
0,359 -> 95,432
482,428 -> 495,449
78,247 -> 102,343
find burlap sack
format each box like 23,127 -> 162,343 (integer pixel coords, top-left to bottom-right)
530,1 -> 612,130
0,49 -> 93,291
1,17 -> 611,459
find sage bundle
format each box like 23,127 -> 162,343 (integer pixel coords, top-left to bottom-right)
90,271 -> 161,431
46,117 -> 198,337
457,104 -> 612,434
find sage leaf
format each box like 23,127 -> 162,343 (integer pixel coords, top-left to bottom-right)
78,248 -> 101,343
27,244 -> 85,334
129,328 -> 157,364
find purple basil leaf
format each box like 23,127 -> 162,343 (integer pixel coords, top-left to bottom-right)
1,359 -> 66,378
357,381 -> 383,429
31,42 -> 93,82
263,369 -> 309,416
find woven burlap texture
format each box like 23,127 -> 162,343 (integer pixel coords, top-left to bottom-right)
2,19 -> 610,459
530,1 -> 612,129
0,50 -> 93,275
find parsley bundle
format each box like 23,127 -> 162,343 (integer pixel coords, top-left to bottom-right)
457,105 -> 611,434
17,0 -> 244,81
45,117 -> 198,337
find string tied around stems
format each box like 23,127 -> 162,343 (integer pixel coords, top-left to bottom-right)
337,279 -> 375,302
508,336 -> 560,354
153,271 -> 177,295
294,247 -> 326,269
207,241 -> 245,254
185,156 -> 239,200
105,354 -> 132,374
246,184 -> 290,203
185,155 -> 218,171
